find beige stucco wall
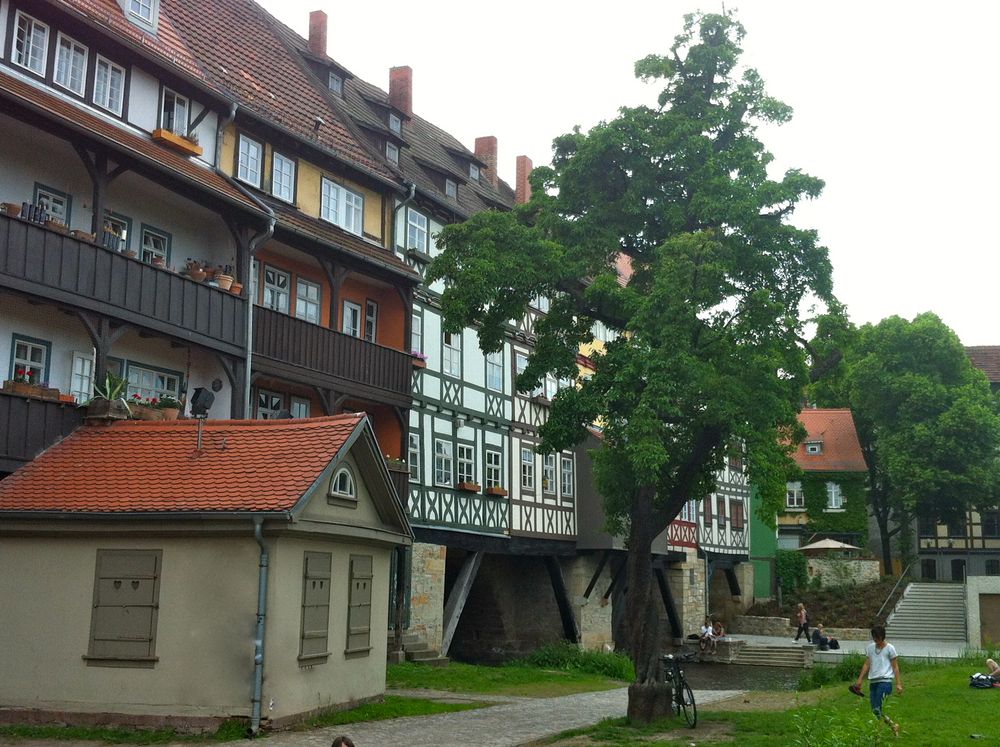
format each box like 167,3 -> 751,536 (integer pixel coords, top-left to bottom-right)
966,576 -> 1000,649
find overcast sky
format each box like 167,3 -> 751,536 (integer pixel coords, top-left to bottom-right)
258,0 -> 1000,346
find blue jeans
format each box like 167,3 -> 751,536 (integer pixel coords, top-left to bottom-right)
869,680 -> 893,716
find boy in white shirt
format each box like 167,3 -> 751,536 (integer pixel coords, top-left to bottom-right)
853,624 -> 902,736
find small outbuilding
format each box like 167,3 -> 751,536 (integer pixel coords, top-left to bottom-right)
0,414 -> 412,731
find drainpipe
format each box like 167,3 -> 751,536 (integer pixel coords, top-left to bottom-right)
250,517 -> 269,736
391,181 -> 417,248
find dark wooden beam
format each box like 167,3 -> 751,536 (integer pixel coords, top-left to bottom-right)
441,550 -> 483,656
76,311 -> 127,387
723,566 -> 742,597
654,567 -> 683,640
582,550 -> 611,600
545,556 -> 581,644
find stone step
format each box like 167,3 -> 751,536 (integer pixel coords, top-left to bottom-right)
731,645 -> 809,668
406,651 -> 450,666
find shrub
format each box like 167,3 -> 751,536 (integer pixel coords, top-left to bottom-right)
776,549 -> 809,595
792,704 -> 893,746
798,652 -> 866,691
518,642 -> 634,681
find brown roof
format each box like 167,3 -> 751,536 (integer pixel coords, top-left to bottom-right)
793,409 -> 867,473
0,70 -> 264,217
0,415 -> 364,514
967,346 -> 1000,383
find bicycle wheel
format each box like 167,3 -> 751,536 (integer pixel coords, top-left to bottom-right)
678,682 -> 697,728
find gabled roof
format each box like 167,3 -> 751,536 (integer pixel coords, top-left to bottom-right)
793,409 -> 867,473
0,414 -> 384,515
967,346 -> 1000,384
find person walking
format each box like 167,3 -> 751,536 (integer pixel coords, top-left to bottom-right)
853,624 -> 902,737
793,602 -> 810,642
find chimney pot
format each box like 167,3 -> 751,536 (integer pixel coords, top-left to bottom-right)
308,10 -> 327,57
475,136 -> 499,188
389,66 -> 413,117
516,155 -> 533,205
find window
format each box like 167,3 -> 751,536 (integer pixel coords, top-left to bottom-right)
408,433 -> 420,482
542,454 -> 556,494
346,555 -> 373,654
469,163 -> 480,181
34,184 -> 71,225
918,513 -> 937,537
140,225 -> 170,264
126,363 -> 180,401
129,0 -> 156,23
786,481 -> 804,509
987,559 -> 1000,576
531,295 -> 550,313
263,266 -> 290,314
805,441 -> 823,455
520,448 -> 534,491
94,55 -> 125,115
443,331 -> 461,378
299,552 -> 331,661
256,389 -> 283,419
364,300 -> 378,343
445,179 -> 457,199
237,135 -> 263,187
13,12 -> 48,75
717,496 -> 727,527
434,439 -> 453,486
386,142 -> 399,166
295,278 -> 321,324
703,495 -> 713,524
407,209 -> 428,252
457,444 -> 475,485
11,335 -> 49,384
486,350 -> 503,391
86,549 -> 161,667
681,500 -> 696,522
342,300 -> 362,337
825,482 -> 843,510
320,177 -> 364,236
948,519 -> 966,538
983,511 -> 1000,539
102,212 -> 130,252
70,350 -> 95,403
560,456 -> 574,498
330,467 -> 356,499
271,152 -> 296,202
728,451 -> 743,472
160,89 -> 188,135
328,71 -> 343,95
55,33 -> 88,95
485,450 -> 502,489
731,500 -> 746,531
411,314 -> 422,355
290,396 -> 310,419
515,352 -> 528,391
544,373 -> 558,401
389,113 -> 402,135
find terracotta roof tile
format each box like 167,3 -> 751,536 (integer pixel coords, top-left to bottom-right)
967,346 -> 1000,383
0,414 -> 364,514
793,409 -> 867,473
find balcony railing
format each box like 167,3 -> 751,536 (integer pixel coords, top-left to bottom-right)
0,214 -> 246,355
253,306 -> 413,407
0,390 -> 83,473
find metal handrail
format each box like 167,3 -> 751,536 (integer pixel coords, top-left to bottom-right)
876,562 -> 913,621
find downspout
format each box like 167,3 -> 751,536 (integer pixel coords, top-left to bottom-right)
391,181 -> 417,248
250,517 -> 269,736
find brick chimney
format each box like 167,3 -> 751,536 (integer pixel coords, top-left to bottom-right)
308,10 -> 327,56
474,136 -> 498,188
516,155 -> 533,205
389,66 -> 412,117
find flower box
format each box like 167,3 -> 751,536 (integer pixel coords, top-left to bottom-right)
2,380 -> 60,400
385,458 -> 408,472
456,481 -> 481,493
485,486 -> 508,497
130,404 -> 164,421
151,128 -> 204,157
412,357 -> 427,369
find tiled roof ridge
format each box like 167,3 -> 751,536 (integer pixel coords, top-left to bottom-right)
97,413 -> 365,431
801,407 -> 853,413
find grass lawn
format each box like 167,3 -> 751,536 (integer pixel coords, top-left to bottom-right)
387,661 -> 629,697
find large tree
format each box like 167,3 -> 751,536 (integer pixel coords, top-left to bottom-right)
430,12 -> 832,721
810,312 -> 1000,573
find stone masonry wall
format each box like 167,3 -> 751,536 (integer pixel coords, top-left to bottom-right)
564,554 -> 615,651
669,549 -> 705,639
807,558 -> 880,587
407,542 -> 446,651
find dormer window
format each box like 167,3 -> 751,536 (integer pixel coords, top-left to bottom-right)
328,71 -> 343,96
386,141 -> 399,166
805,440 -> 823,455
445,179 -> 457,199
130,0 -> 154,22
120,0 -> 159,32
389,113 -> 402,135
329,467 -> 356,499
469,163 -> 480,181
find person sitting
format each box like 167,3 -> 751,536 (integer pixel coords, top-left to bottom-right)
811,623 -> 839,650
712,619 -> 726,640
987,658 -> 1000,677
699,616 -> 716,654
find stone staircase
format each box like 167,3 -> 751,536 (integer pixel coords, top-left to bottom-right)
886,582 -> 967,641
731,644 -> 811,668
387,630 -> 450,666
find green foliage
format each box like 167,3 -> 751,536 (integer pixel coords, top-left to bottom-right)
792,705 -> 893,747
303,695 -> 483,729
799,473 -> 867,540
90,371 -> 129,402
519,642 -> 635,680
798,652 -> 867,691
776,549 -> 808,594
386,661 -> 624,697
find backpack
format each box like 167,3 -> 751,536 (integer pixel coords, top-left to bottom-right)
970,673 -> 995,689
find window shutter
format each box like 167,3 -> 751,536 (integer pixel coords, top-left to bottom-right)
300,552 -> 332,659
346,554 -> 373,654
89,550 -> 161,662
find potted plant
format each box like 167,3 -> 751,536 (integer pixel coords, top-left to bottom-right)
4,366 -> 37,396
216,264 -> 235,291
456,481 -> 481,492
385,457 -> 408,472
85,373 -> 131,420
411,350 -> 428,369
485,486 -> 508,497
2,202 -> 21,218
155,394 -> 183,420
229,281 -> 243,296
129,394 -> 165,420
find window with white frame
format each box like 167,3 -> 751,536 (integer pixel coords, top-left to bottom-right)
443,331 -> 461,377
520,448 -> 535,491
237,134 -> 263,188
328,71 -> 343,95
531,295 -> 550,313
102,212 -> 129,252
14,12 -> 48,75
486,350 -> 503,391
515,352 -> 528,391
140,226 -> 169,264
716,496 -> 727,527
129,0 -> 156,23
826,482 -> 844,509
364,301 -> 378,343
411,314 -> 422,355
70,350 -> 95,402
342,300 -> 362,337
11,336 -> 48,384
542,454 -> 556,494
320,177 -> 363,235
160,89 -> 188,135
485,450 -> 502,489
407,209 -> 428,252
263,266 -> 290,313
54,33 -> 88,95
290,396 -> 310,419
560,456 -> 574,498
271,152 -> 295,202
389,113 -> 402,135
457,444 -> 475,485
295,278 -> 321,324
434,439 -> 453,486
256,389 -> 283,419
445,179 -> 457,199
786,481 -> 804,509
386,142 -> 399,166
127,363 -> 180,401
469,163 -> 480,181
680,499 -> 696,522
94,55 -> 125,115
330,467 -> 355,498
408,433 -> 420,482
35,184 -> 70,225
805,441 -> 823,455
544,373 -> 558,401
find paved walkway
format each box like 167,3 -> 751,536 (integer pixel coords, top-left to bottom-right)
732,632 -> 969,662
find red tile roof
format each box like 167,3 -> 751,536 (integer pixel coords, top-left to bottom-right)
0,71 -> 264,217
967,346 -> 1000,383
793,409 -> 867,473
0,414 -> 364,514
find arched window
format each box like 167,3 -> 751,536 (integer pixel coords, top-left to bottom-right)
330,467 -> 356,499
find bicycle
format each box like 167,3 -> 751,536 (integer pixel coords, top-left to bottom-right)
660,651 -> 697,727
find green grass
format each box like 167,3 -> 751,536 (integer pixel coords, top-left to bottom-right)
0,719 -> 247,743
387,660 -> 628,697
302,695 -> 486,729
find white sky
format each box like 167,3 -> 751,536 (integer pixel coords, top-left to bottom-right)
258,0 -> 1000,345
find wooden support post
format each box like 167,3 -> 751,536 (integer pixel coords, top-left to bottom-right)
74,147 -> 126,239
77,312 -> 127,387
545,556 -> 581,643
441,550 -> 483,657
582,550 -> 611,600
654,566 -> 683,640
602,555 -> 626,603
724,566 -> 742,597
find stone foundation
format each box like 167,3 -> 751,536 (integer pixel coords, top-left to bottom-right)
729,615 -> 871,640
407,542 -> 446,651
564,554 -> 615,651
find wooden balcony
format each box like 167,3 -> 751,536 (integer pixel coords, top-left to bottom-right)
0,390 -> 83,473
253,306 -> 412,408
0,214 -> 246,356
